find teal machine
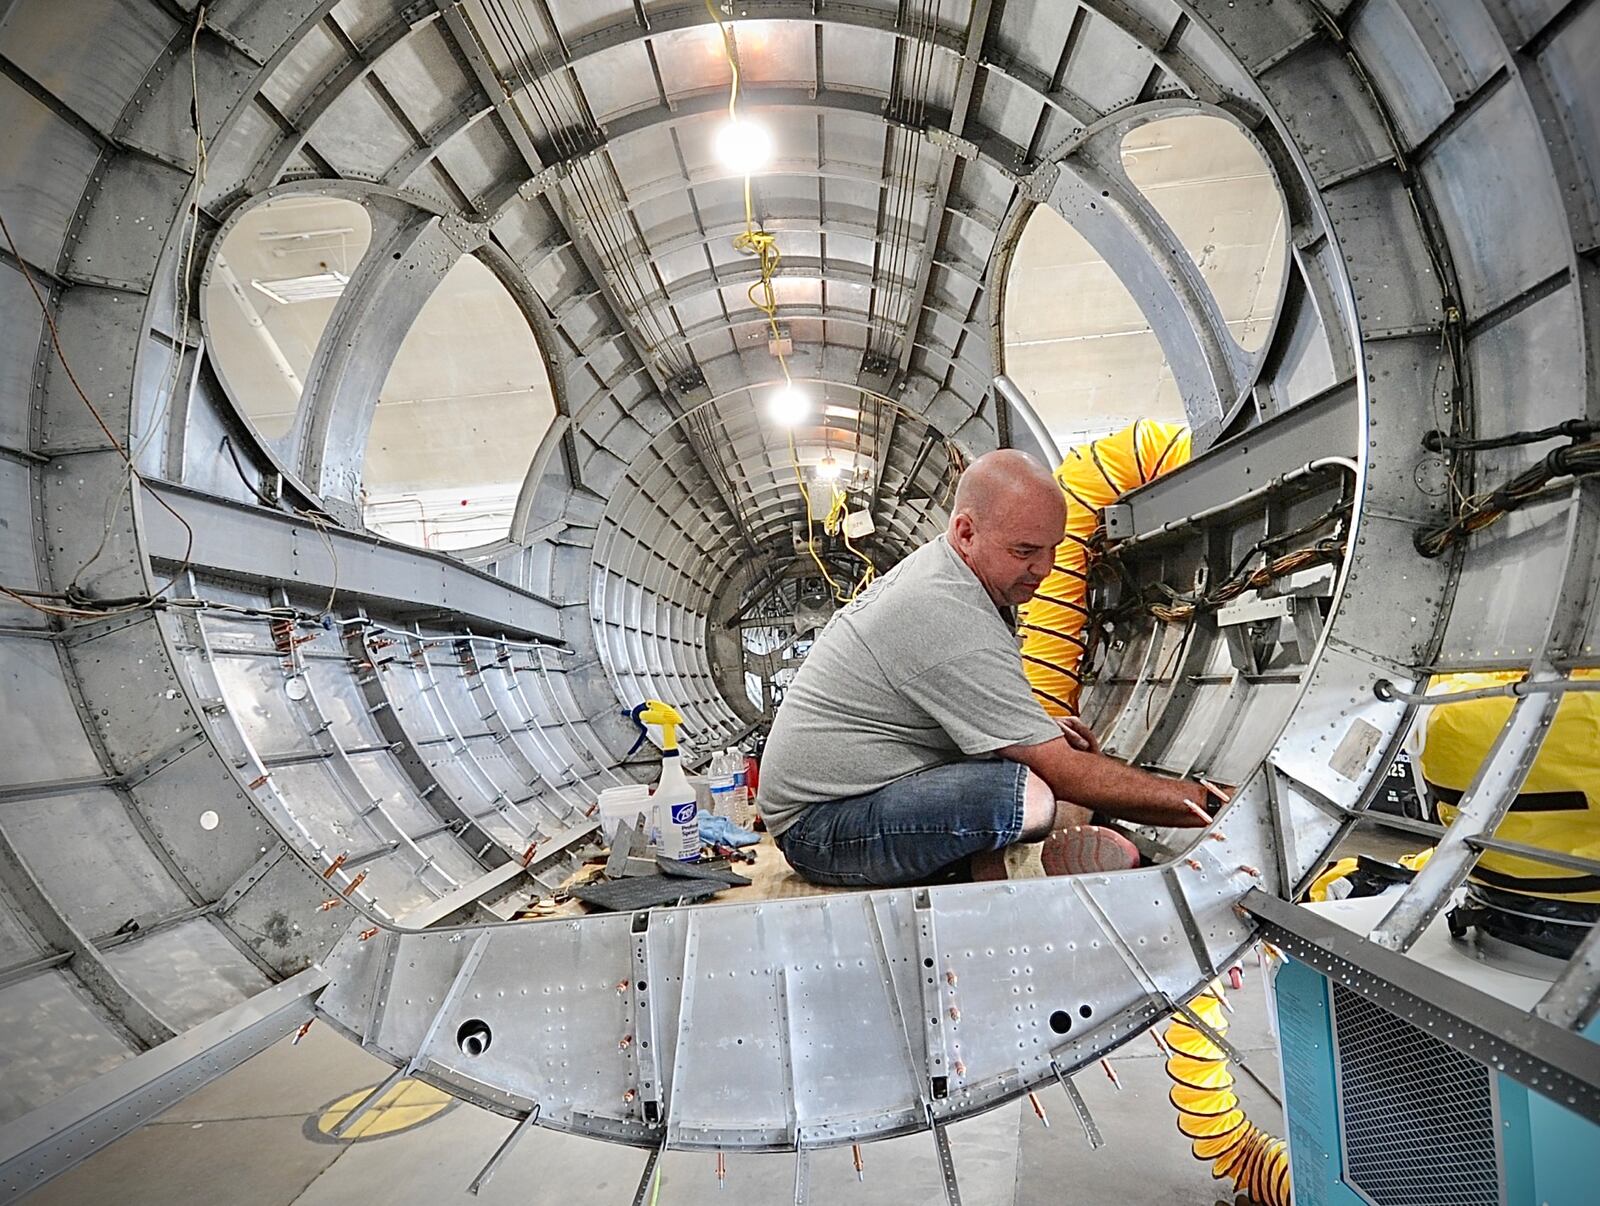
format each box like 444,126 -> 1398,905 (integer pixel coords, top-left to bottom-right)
1255,893 -> 1600,1206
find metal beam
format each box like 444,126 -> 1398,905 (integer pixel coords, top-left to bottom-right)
891,0 -> 998,374
1244,890 -> 1600,1126
0,822 -> 175,1051
435,1 -> 679,396
1110,386 -> 1357,539
0,969 -> 328,1201
138,481 -> 564,641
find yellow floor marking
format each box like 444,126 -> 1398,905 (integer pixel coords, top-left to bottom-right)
315,1078 -> 453,1140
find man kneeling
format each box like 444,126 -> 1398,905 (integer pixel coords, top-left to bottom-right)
758,449 -> 1211,887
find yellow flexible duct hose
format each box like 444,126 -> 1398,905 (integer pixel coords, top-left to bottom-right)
1164,982 -> 1292,1206
1018,420 -> 1191,717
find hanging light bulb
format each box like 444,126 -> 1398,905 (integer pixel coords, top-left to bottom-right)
815,453 -> 841,482
716,118 -> 773,175
768,384 -> 810,426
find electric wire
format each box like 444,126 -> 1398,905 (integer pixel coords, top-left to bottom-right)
701,0 -> 876,601
0,9 -> 217,619
1414,437 -> 1600,557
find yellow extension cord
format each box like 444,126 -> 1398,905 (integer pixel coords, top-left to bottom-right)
1165,982 -> 1293,1206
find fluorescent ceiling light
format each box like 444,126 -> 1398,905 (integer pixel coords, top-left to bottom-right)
716,118 -> 773,175
251,270 -> 349,305
767,383 -> 809,426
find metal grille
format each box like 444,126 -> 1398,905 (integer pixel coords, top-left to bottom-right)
1332,984 -> 1500,1206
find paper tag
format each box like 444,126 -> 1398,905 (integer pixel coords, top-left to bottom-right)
1329,718 -> 1382,780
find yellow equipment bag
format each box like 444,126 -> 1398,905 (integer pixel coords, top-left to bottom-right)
1018,420 -> 1191,716
1418,671 -> 1600,903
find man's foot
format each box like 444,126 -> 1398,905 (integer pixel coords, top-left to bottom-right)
1040,825 -> 1140,875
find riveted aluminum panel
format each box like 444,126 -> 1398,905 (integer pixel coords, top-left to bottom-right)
100,919 -> 272,1033
117,34 -> 259,169
435,118 -> 521,208
1347,0 -> 1456,149
0,877 -> 47,969
259,20 -> 349,116
221,851 -> 350,974
1437,494 -> 1580,666
0,75 -> 105,271
198,0 -> 320,63
376,21 -> 476,134
1317,168 -> 1443,337
573,42 -> 660,127
1,789 -> 190,938
126,746 -> 273,901
264,760 -> 407,868
330,0 -> 395,48
36,288 -> 143,453
0,463 -> 43,630
1536,2 -> 1600,246
413,832 -> 484,889
1267,642 -> 1413,810
347,751 -> 460,839
1419,79 -> 1571,321
0,262 -> 43,450
65,156 -> 190,294
0,638 -> 102,785
210,654 -> 316,754
1258,38 -> 1393,188
308,80 -> 417,180
0,0 -> 179,136
301,661 -> 383,749
0,971 -> 135,1126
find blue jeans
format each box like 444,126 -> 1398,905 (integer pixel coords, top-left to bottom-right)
774,759 -> 1029,887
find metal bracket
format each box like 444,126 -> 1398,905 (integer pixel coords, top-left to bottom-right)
407,931 -> 489,1077
929,1111 -> 964,1206
467,1102 -> 540,1195
629,1140 -> 666,1206
630,911 -> 664,1125
1049,1059 -> 1103,1149
913,889 -> 952,1097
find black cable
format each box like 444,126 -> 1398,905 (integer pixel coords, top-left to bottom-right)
1423,417 -> 1595,453
219,435 -> 279,507
1415,439 -> 1600,557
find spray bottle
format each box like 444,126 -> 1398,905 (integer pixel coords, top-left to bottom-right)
632,700 -> 699,861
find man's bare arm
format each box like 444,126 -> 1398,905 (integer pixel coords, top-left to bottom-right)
996,736 -> 1211,828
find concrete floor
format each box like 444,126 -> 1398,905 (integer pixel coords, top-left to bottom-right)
24,944 -> 1285,1206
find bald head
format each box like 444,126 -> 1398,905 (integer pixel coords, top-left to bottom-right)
946,449 -> 1067,607
951,449 -> 1063,524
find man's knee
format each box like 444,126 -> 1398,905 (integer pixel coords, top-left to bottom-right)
1019,771 -> 1092,840
1019,770 -> 1055,840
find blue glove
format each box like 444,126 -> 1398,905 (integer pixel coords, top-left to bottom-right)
698,814 -> 760,848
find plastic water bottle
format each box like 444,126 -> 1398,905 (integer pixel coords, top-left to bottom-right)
707,749 -> 737,819
727,750 -> 751,828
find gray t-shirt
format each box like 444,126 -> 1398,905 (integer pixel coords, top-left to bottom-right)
758,535 -> 1060,836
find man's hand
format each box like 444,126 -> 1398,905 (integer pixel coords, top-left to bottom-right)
1055,715 -> 1100,754
997,735 -> 1219,829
